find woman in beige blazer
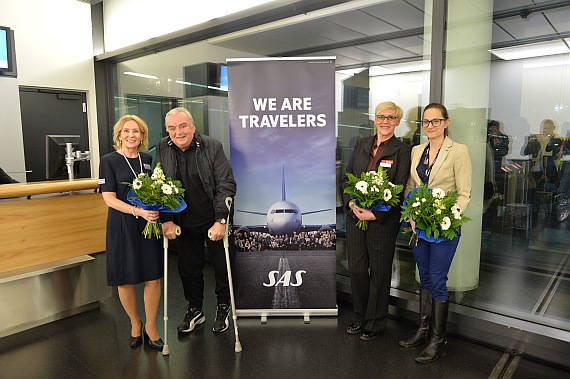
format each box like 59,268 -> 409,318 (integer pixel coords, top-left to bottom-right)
399,103 -> 472,363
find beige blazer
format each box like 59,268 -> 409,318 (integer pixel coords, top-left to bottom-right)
405,137 -> 472,212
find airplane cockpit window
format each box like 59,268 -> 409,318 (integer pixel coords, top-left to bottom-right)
271,209 -> 298,214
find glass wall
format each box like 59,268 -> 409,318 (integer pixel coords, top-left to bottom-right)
106,0 -> 570,336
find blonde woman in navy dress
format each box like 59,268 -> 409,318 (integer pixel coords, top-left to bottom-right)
99,115 -> 164,350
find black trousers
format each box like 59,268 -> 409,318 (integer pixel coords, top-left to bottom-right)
346,216 -> 400,333
176,223 -> 233,309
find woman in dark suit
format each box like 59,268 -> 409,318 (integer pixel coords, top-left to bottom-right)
399,103 -> 472,363
99,115 -> 164,350
343,101 -> 411,341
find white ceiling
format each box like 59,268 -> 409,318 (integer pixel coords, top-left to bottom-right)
205,0 -> 570,69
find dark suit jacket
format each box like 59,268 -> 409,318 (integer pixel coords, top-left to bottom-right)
343,135 -> 412,224
406,137 -> 472,212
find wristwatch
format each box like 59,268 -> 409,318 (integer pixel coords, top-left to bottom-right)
216,218 -> 226,225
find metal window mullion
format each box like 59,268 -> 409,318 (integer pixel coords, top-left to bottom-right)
429,0 -> 447,103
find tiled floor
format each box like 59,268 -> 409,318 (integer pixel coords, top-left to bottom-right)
0,255 -> 568,379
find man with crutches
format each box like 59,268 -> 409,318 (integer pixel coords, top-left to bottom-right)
156,107 -> 237,337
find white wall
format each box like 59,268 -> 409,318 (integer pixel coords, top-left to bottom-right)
0,78 -> 25,182
0,0 -> 99,180
103,0 -> 286,52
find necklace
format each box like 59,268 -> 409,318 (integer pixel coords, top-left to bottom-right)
120,150 -> 143,178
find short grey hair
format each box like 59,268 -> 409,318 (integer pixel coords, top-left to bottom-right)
165,107 -> 195,129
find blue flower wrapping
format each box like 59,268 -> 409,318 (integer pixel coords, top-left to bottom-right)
350,195 -> 392,212
127,190 -> 187,213
403,190 -> 444,244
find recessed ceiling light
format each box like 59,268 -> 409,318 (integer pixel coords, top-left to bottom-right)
490,41 -> 569,60
123,71 -> 158,80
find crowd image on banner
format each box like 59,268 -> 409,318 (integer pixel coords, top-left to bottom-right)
234,229 -> 336,252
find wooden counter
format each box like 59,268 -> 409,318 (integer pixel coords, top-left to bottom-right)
0,179 -> 107,274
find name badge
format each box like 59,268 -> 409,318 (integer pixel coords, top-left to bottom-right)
144,163 -> 151,170
380,160 -> 393,168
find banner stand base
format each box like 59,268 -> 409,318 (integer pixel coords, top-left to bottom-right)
237,307 -> 338,325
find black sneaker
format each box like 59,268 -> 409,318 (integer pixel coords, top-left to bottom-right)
177,305 -> 205,333
213,304 -> 230,333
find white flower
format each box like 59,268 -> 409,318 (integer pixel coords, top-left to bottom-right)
436,209 -> 441,215
162,183 -> 173,195
421,198 -> 426,202
133,178 -> 142,190
383,188 -> 392,202
356,181 -> 368,194
168,181 -> 179,194
372,176 -> 384,185
151,166 -> 166,181
441,216 -> 451,230
451,204 -> 462,219
412,201 -> 420,207
432,188 -> 445,199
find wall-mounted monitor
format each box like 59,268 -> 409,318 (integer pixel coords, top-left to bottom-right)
0,25 -> 17,76
220,64 -> 228,92
46,135 -> 80,180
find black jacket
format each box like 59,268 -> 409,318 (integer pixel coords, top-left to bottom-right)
154,132 -> 236,222
342,135 -> 411,224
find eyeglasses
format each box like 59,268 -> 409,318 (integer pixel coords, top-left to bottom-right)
375,115 -> 399,123
422,118 -> 447,127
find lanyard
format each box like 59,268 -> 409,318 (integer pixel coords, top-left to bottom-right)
121,151 -> 143,178
423,144 -> 440,184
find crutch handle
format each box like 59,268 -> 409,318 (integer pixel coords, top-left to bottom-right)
162,226 -> 180,248
223,197 -> 232,248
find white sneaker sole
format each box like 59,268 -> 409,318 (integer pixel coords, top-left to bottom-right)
213,317 -> 229,333
178,315 -> 205,333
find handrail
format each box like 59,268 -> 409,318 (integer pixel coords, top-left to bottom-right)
0,178 -> 99,199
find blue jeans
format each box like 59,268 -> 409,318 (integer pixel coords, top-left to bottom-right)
411,234 -> 460,300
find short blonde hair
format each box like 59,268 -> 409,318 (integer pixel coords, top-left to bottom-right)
374,101 -> 403,119
112,115 -> 149,152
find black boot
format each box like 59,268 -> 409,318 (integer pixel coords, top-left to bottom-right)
415,299 -> 449,363
399,288 -> 431,347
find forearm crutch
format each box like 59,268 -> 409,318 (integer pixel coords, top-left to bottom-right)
161,224 -> 180,356
223,197 -> 242,352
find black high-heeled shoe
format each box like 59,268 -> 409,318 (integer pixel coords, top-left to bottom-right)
130,321 -> 143,348
143,327 -> 164,350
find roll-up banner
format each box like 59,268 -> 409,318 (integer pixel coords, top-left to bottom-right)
228,57 -> 337,317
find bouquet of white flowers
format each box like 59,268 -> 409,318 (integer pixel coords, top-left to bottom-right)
400,183 -> 470,245
344,166 -> 404,230
124,163 -> 186,238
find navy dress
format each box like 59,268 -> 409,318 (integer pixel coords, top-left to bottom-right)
99,151 -> 163,286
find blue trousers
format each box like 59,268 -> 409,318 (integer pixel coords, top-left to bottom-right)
411,235 -> 460,300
